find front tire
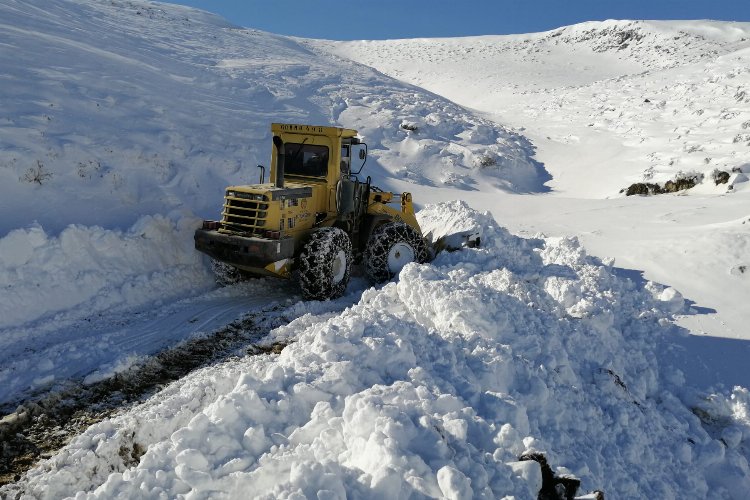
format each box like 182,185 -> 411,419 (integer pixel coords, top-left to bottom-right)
211,259 -> 251,286
298,227 -> 353,300
364,222 -> 428,283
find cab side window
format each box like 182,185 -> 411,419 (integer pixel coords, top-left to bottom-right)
341,146 -> 351,175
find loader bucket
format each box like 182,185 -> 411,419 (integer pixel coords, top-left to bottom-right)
417,205 -> 483,258
430,229 -> 481,254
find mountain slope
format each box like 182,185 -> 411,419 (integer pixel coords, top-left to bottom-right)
318,20 -> 750,343
320,20 -> 750,196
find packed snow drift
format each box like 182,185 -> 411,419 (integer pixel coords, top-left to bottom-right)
2,0 -> 750,498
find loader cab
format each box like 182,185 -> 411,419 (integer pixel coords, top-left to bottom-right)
283,141 -> 364,181
270,123 -> 366,187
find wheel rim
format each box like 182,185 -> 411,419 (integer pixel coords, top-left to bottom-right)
387,242 -> 415,274
331,249 -> 347,284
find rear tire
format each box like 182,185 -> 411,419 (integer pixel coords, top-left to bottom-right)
298,227 -> 352,300
364,222 -> 428,283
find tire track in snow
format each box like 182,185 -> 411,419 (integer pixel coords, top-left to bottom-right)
0,278 -> 297,406
0,306 -> 289,486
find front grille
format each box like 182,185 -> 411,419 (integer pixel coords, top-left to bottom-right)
221,196 -> 269,235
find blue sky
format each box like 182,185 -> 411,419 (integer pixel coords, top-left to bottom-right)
168,0 -> 750,40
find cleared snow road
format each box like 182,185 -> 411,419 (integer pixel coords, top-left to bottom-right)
0,273 -> 374,410
0,279 -> 294,408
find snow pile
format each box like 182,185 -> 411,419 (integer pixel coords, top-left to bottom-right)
329,82 -> 549,193
9,203 -> 749,499
0,212 -> 213,331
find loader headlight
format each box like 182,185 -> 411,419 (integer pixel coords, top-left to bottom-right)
226,191 -> 265,201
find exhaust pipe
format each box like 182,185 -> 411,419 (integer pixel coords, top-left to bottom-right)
273,135 -> 284,188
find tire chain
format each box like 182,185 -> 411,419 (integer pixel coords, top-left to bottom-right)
298,227 -> 352,300
364,222 -> 429,283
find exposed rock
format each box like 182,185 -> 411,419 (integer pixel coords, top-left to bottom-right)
663,175 -> 698,192
712,169 -> 730,185
624,182 -> 662,196
519,452 -> 583,500
624,173 -> 702,196
400,121 -> 418,132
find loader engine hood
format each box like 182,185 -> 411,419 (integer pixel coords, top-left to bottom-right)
220,183 -> 312,236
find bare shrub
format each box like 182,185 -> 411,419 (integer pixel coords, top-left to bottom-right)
21,161 -> 53,185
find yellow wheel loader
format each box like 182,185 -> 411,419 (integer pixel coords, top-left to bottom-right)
194,123 -> 476,300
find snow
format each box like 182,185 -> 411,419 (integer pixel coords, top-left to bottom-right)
0,213 -> 212,330
320,19 -> 750,343
1,0 -> 750,498
0,277 -> 295,404
7,203 -> 750,499
0,0 -> 546,406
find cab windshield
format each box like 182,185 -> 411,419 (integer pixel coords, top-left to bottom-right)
284,143 -> 328,178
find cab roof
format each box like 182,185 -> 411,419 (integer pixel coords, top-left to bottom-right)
271,123 -> 358,139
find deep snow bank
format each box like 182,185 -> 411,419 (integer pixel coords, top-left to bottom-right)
9,203 -> 749,499
0,213 -> 214,331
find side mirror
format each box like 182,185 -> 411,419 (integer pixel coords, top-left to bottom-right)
351,143 -> 368,175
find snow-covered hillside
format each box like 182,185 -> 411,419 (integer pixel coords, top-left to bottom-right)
2,1 -> 750,498
322,20 -> 750,195
319,20 -> 750,343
